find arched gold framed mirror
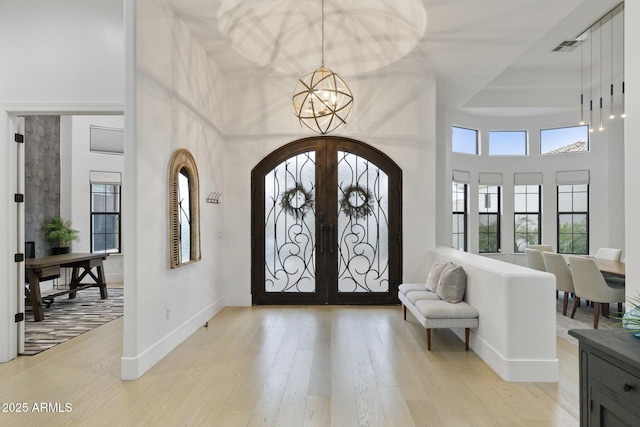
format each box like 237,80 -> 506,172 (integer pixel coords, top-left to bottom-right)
169,148 -> 201,268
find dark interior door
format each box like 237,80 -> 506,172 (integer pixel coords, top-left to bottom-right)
251,136 -> 402,305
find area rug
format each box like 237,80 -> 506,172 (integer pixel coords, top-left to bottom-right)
556,293 -> 622,346
22,287 -> 123,356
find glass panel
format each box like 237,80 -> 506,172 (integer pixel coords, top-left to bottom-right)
337,151 -> 389,293
178,168 -> 191,263
264,152 -> 316,292
514,193 -> 526,212
526,194 -> 539,211
452,126 -> 478,154
489,130 -> 527,156
540,125 -> 589,154
558,193 -> 573,211
573,191 -> 588,211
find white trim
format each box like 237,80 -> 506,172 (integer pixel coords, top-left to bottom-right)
121,295 -> 225,380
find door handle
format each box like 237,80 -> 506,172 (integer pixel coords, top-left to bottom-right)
329,224 -> 334,254
319,224 -> 325,253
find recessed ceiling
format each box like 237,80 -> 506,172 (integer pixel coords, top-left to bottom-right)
217,0 -> 427,76
171,0 -> 623,117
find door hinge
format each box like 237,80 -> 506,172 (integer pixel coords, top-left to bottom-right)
15,313 -> 24,323
14,133 -> 24,143
14,253 -> 24,262
14,193 -> 24,203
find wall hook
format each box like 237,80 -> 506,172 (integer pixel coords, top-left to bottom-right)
206,192 -> 221,204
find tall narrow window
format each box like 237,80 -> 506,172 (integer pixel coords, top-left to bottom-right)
514,185 -> 541,252
478,185 -> 500,253
452,182 -> 468,251
91,184 -> 121,253
452,126 -> 479,154
557,184 -> 589,254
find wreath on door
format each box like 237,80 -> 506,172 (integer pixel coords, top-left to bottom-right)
340,184 -> 373,219
280,183 -> 314,218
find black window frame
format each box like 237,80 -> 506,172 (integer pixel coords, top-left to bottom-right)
514,184 -> 542,253
90,183 -> 121,254
557,184 -> 589,255
478,185 -> 501,253
452,182 -> 468,251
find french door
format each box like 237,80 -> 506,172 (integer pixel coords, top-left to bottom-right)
251,136 -> 402,305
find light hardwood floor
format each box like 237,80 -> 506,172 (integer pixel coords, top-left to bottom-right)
0,306 -> 580,426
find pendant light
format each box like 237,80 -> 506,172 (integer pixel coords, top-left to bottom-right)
609,13 -> 615,120
599,22 -> 604,131
292,0 -> 354,134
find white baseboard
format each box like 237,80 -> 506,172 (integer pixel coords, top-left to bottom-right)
120,295 -> 226,380
453,329 -> 559,382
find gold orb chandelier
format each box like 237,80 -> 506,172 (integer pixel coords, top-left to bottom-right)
292,0 -> 353,135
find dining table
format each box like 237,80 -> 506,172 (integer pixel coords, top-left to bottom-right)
25,253 -> 109,321
592,257 -> 625,278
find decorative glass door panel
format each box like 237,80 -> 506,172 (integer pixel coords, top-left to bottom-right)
252,137 -> 401,305
336,151 -> 388,293
264,152 -> 316,292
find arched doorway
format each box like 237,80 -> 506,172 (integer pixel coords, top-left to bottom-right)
251,136 -> 402,305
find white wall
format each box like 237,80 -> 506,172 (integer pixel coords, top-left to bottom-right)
624,2 -> 640,300
0,0 -> 124,363
61,115 -> 125,283
123,0 -> 227,379
439,111 -> 625,265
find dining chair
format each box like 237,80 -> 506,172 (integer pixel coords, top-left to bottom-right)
543,252 -> 574,316
527,244 -> 554,253
568,256 -> 625,328
594,247 -> 623,262
525,248 -> 546,271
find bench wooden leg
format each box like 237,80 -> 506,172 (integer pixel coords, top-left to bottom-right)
403,304 -> 406,321
426,329 -> 431,351
465,328 -> 470,351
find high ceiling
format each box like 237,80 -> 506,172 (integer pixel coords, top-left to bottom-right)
169,0 -> 623,118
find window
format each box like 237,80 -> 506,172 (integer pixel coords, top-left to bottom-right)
541,125 -> 589,154
557,184 -> 589,254
452,182 -> 467,251
452,126 -> 479,154
478,185 -> 500,253
91,184 -> 121,253
489,130 -> 527,156
514,185 -> 541,252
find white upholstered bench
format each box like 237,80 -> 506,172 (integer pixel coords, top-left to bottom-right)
398,261 -> 479,351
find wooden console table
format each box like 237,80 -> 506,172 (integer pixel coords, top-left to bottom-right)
25,253 -> 109,322
569,329 -> 640,426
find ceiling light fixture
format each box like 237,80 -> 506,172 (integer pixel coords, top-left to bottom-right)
599,22 -> 604,131
292,0 -> 354,134
621,9 -> 625,119
609,13 -> 615,120
579,34 -> 585,125
589,29 -> 594,133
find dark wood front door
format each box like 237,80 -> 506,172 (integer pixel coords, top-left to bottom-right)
251,136 -> 402,305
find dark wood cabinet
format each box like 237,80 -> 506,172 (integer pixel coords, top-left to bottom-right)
569,329 -> 640,426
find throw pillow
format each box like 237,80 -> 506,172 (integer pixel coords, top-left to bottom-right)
425,261 -> 452,292
436,264 -> 467,303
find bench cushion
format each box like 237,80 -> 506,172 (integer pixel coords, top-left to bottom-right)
404,290 -> 440,304
398,283 -> 426,295
415,299 -> 478,319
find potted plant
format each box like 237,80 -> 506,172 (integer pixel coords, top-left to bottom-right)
43,216 -> 80,255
